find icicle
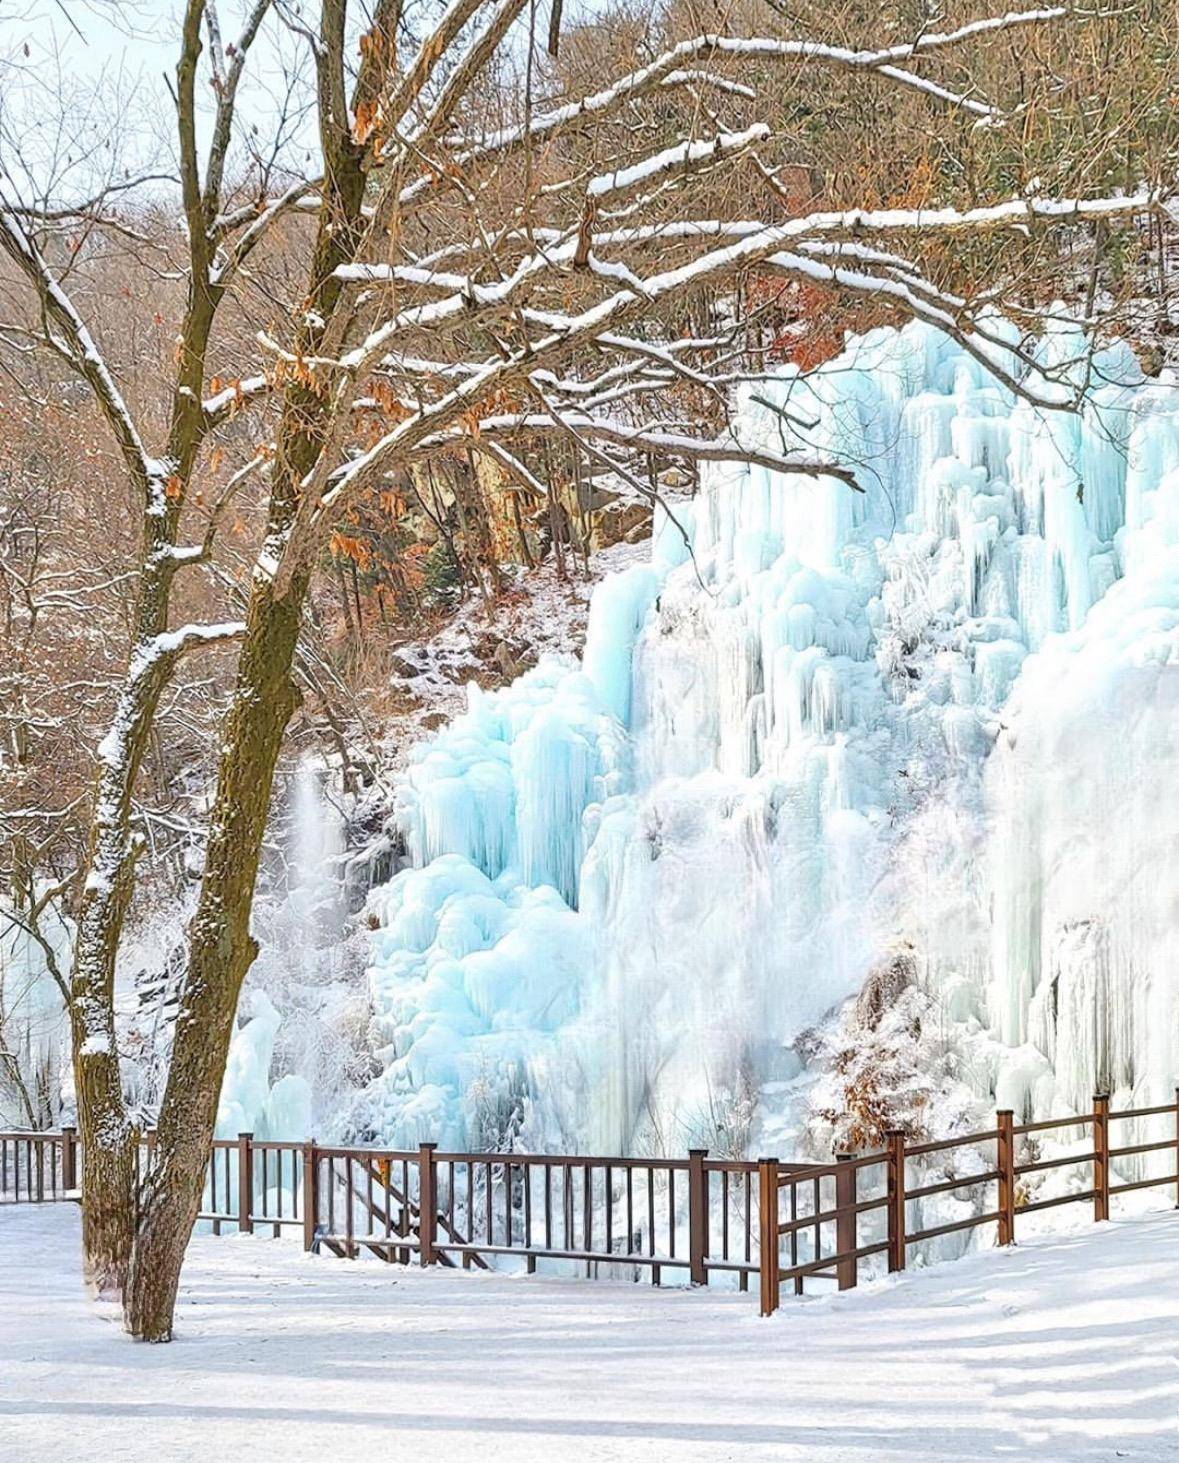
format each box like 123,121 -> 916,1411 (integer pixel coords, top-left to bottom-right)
355,314 -> 1179,1157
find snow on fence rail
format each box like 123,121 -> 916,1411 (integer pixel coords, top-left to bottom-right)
4,1091 -> 1179,1315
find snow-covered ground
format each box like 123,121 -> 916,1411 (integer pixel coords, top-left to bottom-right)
2,1204 -> 1177,1462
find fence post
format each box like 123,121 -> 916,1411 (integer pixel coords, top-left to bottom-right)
835,1153 -> 857,1291
996,1110 -> 1015,1247
688,1148 -> 709,1286
1174,1087 -> 1179,1210
237,1132 -> 254,1235
60,1126 -> 77,1194
301,1139 -> 318,1252
1093,1094 -> 1110,1223
757,1157 -> 780,1317
418,1142 -> 437,1266
886,1129 -> 906,1273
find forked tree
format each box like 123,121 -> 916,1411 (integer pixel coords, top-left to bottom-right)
0,0 -> 1173,1339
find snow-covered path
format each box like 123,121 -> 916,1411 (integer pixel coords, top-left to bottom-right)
2,1204 -> 1176,1462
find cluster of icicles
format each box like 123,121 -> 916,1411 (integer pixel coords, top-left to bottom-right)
351,314 -> 1179,1159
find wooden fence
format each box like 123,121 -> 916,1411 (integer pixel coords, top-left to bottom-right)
4,1089 -> 1178,1315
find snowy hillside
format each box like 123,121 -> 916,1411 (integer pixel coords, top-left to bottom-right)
351,316 -> 1179,1159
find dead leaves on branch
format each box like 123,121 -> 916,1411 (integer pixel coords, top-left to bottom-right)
371,380 -> 413,420
747,274 -> 902,371
207,375 -> 251,419
358,24 -> 395,67
352,99 -> 386,148
329,530 -> 374,572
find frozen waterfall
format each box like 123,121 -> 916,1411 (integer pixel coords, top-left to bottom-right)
356,316 -> 1179,1156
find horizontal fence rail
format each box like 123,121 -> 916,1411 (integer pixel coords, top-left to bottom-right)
5,1089 -> 1179,1315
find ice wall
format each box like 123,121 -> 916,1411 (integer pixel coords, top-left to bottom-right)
0,894 -> 71,1126
357,317 -> 1179,1154
216,990 -> 312,1141
233,753 -> 366,1131
986,440 -> 1179,1115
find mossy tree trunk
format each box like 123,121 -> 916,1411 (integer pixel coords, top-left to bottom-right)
123,570 -> 309,1339
121,0 -> 381,1338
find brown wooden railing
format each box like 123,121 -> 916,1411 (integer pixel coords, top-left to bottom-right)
5,1089 -> 1179,1314
756,1091 -> 1179,1313
0,1127 -> 77,1203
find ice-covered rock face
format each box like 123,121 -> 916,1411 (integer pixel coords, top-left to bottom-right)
355,317 -> 1179,1154
986,538 -> 1179,1114
216,990 -> 311,1141
0,894 -> 72,1126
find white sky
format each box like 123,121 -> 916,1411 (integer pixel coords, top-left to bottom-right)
1,0 -> 599,203
1,2 -> 321,202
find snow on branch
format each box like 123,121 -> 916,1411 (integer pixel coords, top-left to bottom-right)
586,126 -> 770,201
201,374 -> 271,427
762,248 -> 1062,409
422,7 -> 1072,183
329,189 -> 1167,395
305,181 -> 1169,539
657,69 -> 757,101
409,0 -> 534,151
202,1 -> 274,215
124,621 -> 247,685
381,0 -> 493,139
209,179 -> 323,285
417,412 -> 865,488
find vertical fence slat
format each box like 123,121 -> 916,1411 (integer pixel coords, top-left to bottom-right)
399,1159 -> 410,1263
758,1156 -> 780,1317
688,1149 -> 708,1286
887,1130 -> 906,1273
1094,1094 -> 1110,1223
997,1110 -> 1015,1246
742,1168 -> 751,1292
302,1140 -> 318,1252
583,1165 -> 592,1276
209,1142 -> 219,1233
835,1153 -> 857,1290
345,1157 -> 356,1257
649,1167 -> 661,1286
524,1162 -> 536,1273
61,1127 -> 77,1193
418,1143 -> 437,1266
238,1133 -> 253,1234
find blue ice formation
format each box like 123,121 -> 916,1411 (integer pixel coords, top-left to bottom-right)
216,990 -> 312,1142
355,316 -> 1179,1154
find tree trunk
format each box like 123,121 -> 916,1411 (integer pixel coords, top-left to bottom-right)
72,854 -> 138,1295
122,574 -> 308,1341
75,1094 -> 137,1301
123,2 -> 372,1335
69,564 -> 179,1294
70,848 -> 139,1297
